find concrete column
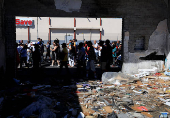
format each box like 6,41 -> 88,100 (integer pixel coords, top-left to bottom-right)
49,28 -> 51,44
28,26 -> 30,41
4,15 -> 16,78
74,18 -> 76,39
100,18 -> 101,40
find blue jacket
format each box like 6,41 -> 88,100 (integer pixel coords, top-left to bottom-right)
112,47 -> 117,57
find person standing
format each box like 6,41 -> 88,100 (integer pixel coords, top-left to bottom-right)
93,40 -> 99,64
111,41 -> 116,49
77,42 -> 86,76
67,40 -> 72,66
40,39 -> 44,63
105,39 -> 113,71
32,44 -> 41,68
100,41 -> 107,73
19,40 -> 23,45
50,42 -> 57,66
55,43 -> 60,67
86,41 -> 97,79
17,43 -> 22,54
112,46 -> 117,67
115,54 -> 122,69
20,45 -> 28,68
116,40 -> 120,47
27,41 -> 31,48
73,39 -> 78,66
45,41 -> 51,62
27,40 -> 31,64
117,43 -> 122,57
68,42 -> 76,67
97,42 -> 102,67
16,43 -> 20,69
59,43 -> 69,74
37,38 -> 41,45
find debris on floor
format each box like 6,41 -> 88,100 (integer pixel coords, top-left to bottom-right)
3,68 -> 170,117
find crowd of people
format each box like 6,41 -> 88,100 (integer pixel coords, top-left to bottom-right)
16,38 -> 122,78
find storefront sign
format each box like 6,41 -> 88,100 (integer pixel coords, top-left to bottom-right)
16,18 -> 33,26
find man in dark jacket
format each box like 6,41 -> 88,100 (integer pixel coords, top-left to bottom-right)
86,41 -> 97,79
100,41 -> 107,73
32,44 -> 41,68
105,39 -> 113,71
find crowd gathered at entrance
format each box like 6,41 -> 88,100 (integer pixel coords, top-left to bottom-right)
16,38 -> 122,78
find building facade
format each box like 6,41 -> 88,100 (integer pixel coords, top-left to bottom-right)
16,17 -> 122,44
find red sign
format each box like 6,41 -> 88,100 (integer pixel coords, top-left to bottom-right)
16,18 -> 33,26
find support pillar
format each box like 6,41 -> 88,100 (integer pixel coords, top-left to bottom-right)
100,18 -> 102,40
74,18 -> 76,39
28,26 -> 30,41
49,28 -> 51,44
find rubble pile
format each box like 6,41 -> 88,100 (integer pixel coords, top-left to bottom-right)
3,70 -> 170,117
74,71 -> 170,117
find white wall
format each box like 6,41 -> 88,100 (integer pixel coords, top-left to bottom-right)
101,18 -> 122,41
37,17 -> 49,41
51,29 -> 74,42
76,18 -> 100,28
76,29 -> 100,41
30,17 -> 37,41
50,17 -> 74,28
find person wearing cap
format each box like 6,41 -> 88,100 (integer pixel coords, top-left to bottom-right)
59,43 -> 69,74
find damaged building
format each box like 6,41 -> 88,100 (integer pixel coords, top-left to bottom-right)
0,0 -> 170,77
0,0 -> 170,117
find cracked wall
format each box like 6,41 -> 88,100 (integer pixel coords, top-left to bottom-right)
122,19 -> 169,74
1,0 -> 169,77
